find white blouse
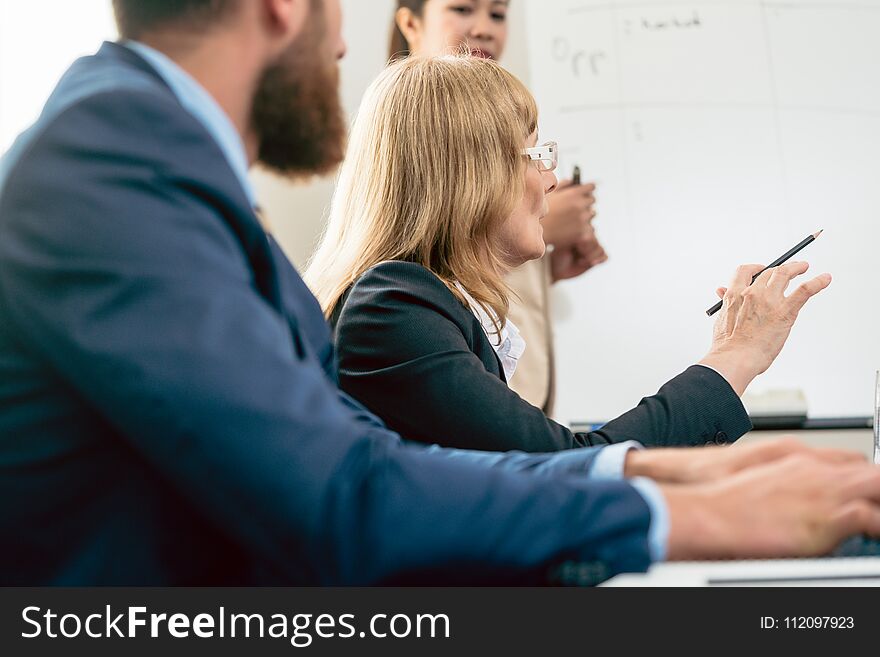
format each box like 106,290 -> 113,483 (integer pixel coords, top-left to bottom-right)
454,283 -> 526,382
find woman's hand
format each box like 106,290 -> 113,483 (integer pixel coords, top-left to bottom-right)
624,436 -> 864,484
541,179 -> 596,249
698,261 -> 832,395
549,225 -> 608,282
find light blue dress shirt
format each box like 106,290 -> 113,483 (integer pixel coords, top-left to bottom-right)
590,442 -> 668,562
123,40 -> 670,564
124,41 -> 257,208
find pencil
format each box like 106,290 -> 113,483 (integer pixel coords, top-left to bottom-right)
706,229 -> 824,317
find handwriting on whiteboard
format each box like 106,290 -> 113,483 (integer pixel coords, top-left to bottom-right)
625,11 -> 703,35
551,11 -> 704,79
552,38 -> 607,78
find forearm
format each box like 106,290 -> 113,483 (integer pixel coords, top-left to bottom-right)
698,349 -> 762,397
421,442 -> 609,478
587,365 -> 751,448
339,350 -> 589,453
326,440 -> 655,584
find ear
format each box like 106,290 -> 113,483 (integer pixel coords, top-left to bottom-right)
395,7 -> 423,50
263,0 -> 309,44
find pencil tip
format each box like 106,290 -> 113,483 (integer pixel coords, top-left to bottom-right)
813,229 -> 823,238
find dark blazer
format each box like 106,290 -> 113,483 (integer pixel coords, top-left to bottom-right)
334,261 -> 752,452
0,42 -> 654,585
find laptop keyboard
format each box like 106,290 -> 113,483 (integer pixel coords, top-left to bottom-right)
830,535 -> 880,558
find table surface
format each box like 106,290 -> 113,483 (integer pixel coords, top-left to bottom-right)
739,428 -> 873,460
604,557 -> 880,587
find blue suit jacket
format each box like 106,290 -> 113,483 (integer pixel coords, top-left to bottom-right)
0,42 -> 652,585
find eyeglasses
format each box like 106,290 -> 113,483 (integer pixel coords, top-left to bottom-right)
521,141 -> 557,172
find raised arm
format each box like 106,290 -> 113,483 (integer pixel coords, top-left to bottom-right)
336,262 -> 751,450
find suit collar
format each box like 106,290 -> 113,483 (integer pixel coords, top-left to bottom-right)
96,41 -> 172,89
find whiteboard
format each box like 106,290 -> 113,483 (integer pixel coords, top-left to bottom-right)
524,0 -> 880,423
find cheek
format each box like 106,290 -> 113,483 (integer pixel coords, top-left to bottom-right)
437,16 -> 469,47
527,174 -> 545,211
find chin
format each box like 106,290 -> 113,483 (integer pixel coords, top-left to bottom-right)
536,233 -> 547,258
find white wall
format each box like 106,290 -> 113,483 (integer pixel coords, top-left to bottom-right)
0,1 -> 117,152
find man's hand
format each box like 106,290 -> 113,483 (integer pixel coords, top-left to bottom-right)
624,436 -> 864,484
699,261 -> 832,396
663,455 -> 880,560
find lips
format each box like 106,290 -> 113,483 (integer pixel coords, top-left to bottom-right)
469,48 -> 494,59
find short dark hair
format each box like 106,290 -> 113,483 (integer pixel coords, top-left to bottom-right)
113,0 -> 239,40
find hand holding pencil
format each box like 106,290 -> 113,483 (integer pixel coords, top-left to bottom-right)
698,256 -> 832,397
541,179 -> 597,249
706,230 -> 824,316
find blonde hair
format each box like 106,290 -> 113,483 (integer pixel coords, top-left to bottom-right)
304,54 -> 538,328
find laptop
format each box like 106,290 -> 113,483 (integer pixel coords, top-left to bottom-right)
607,373 -> 880,586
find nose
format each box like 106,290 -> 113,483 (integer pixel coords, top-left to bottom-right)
337,37 -> 347,61
469,13 -> 496,41
544,170 -> 558,194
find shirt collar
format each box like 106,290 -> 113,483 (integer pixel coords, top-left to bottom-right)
124,40 -> 257,208
454,283 -> 526,382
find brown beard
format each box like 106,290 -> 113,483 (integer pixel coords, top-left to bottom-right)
251,2 -> 347,178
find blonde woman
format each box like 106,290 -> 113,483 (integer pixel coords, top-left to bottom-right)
388,0 -> 606,414
305,55 -> 829,453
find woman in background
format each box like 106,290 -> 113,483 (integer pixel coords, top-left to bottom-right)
389,0 -> 605,415
305,55 -> 829,453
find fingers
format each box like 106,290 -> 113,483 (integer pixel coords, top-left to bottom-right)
579,246 -> 607,267
748,437 -> 865,465
718,265 -> 764,319
830,501 -> 880,543
571,232 -> 608,269
810,447 -> 867,464
565,184 -> 597,211
579,209 -> 597,225
785,273 -> 832,313
722,262 -> 830,321
716,287 -> 727,299
764,261 -> 809,293
834,463 -> 880,502
737,261 -> 830,312
727,264 -> 765,293
864,506 -> 880,538
825,465 -> 880,549
744,434 -> 801,452
557,181 -> 595,196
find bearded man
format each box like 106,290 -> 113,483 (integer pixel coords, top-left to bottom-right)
2,0 -> 880,585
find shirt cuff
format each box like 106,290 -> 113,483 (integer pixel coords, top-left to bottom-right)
588,440 -> 643,480
629,477 -> 669,563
